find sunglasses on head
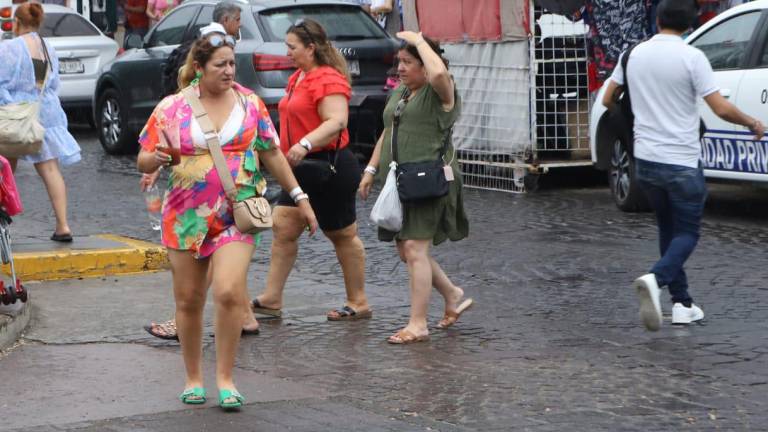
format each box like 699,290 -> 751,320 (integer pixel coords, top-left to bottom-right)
207,34 -> 236,48
289,18 -> 315,44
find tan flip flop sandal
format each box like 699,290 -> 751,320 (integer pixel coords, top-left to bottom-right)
387,329 -> 430,344
437,298 -> 474,329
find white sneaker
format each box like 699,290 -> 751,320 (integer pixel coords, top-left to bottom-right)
671,303 -> 704,325
634,274 -> 662,331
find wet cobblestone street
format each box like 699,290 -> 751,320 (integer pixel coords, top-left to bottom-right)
1,130 -> 766,431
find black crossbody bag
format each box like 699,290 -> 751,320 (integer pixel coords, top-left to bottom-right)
392,88 -> 453,203
285,85 -> 340,194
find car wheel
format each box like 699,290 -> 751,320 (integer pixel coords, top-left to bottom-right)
97,88 -> 135,155
608,136 -> 649,212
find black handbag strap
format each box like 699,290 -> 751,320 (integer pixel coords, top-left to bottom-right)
285,80 -> 340,169
619,43 -> 638,112
391,87 -> 452,165
36,36 -> 52,98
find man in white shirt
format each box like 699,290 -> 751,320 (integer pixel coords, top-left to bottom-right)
603,0 -> 764,331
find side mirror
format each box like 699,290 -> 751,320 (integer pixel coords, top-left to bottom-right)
124,34 -> 144,50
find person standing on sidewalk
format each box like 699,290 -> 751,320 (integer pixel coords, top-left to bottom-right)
358,32 -> 472,344
250,19 -> 371,322
0,3 -> 81,243
137,32 -> 317,409
603,0 -> 765,331
122,0 -> 149,41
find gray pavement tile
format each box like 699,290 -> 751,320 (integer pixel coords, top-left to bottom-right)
0,344 -> 318,432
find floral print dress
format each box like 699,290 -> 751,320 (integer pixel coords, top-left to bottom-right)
139,83 -> 276,258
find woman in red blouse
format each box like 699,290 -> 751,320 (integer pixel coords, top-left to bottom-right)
251,19 -> 371,321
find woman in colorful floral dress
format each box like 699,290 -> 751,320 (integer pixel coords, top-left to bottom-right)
137,33 -> 317,410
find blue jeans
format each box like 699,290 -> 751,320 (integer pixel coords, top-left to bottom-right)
635,158 -> 707,305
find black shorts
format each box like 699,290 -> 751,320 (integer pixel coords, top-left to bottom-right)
277,148 -> 361,232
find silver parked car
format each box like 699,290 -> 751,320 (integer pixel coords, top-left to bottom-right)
36,4 -> 119,113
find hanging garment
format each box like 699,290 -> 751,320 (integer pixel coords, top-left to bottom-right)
583,0 -> 649,82
535,0 -> 584,14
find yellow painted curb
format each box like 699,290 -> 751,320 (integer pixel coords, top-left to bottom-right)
1,234 -> 168,282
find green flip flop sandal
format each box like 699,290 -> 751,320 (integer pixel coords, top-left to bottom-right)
219,389 -> 244,410
179,387 -> 206,405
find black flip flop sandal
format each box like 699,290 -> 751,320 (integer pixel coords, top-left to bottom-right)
251,299 -> 282,317
327,305 -> 373,321
210,326 -> 260,338
50,232 -> 73,242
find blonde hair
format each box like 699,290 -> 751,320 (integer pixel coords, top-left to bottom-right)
288,19 -> 350,83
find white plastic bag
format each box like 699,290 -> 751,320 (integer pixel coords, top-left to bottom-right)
370,162 -> 403,232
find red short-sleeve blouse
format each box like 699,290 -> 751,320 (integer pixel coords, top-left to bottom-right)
278,66 -> 351,154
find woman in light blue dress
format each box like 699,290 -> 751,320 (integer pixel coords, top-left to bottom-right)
0,3 -> 81,242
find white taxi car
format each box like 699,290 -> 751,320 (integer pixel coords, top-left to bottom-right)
590,0 -> 768,211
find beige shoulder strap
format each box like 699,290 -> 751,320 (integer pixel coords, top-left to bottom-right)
181,86 -> 238,202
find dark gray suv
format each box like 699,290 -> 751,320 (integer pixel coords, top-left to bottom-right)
94,0 -> 398,156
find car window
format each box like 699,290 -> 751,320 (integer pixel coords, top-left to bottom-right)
258,5 -> 387,41
188,5 -> 214,40
39,12 -> 99,37
757,30 -> 768,67
149,6 -> 198,47
691,11 -> 761,71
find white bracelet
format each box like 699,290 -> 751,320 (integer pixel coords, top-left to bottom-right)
299,137 -> 313,152
364,165 -> 377,176
289,186 -> 303,200
294,193 -> 309,203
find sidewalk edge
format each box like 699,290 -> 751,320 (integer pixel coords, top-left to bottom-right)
0,301 -> 30,351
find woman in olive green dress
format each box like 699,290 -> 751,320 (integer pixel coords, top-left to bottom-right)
359,32 -> 473,344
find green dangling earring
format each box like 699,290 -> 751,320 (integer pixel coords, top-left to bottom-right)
190,71 -> 202,86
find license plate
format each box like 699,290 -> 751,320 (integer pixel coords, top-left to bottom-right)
59,59 -> 84,74
348,60 -> 360,77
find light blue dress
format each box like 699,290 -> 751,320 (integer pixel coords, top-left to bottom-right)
0,33 -> 81,166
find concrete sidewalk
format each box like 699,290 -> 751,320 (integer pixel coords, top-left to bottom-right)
0,232 -> 167,350
1,234 -> 167,282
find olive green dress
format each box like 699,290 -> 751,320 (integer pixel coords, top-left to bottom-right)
377,84 -> 469,244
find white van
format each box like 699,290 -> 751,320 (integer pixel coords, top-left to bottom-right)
589,1 -> 768,211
